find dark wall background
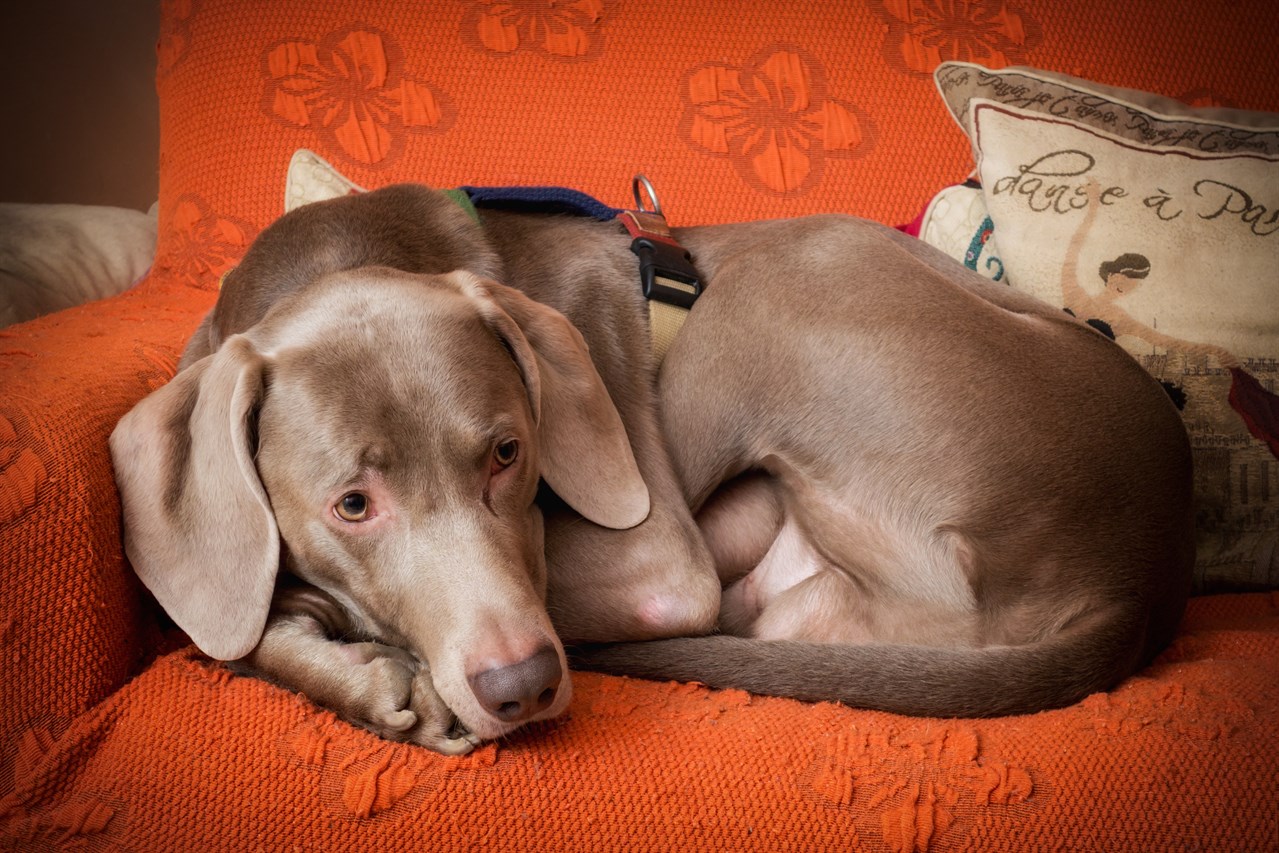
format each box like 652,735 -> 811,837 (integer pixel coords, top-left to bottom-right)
0,1 -> 160,211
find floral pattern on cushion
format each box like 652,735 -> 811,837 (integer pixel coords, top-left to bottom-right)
0,413 -> 46,526
462,0 -> 607,60
157,0 -> 198,77
679,46 -> 875,196
868,0 -> 1042,75
153,195 -> 257,291
262,27 -> 455,168
805,724 -> 1034,853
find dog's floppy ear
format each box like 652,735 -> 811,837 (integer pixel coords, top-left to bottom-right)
453,272 -> 650,529
110,335 -> 279,661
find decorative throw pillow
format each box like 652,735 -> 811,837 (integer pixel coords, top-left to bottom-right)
284,149 -> 366,212
930,62 -> 1279,591
915,181 -> 1005,282
0,203 -> 157,327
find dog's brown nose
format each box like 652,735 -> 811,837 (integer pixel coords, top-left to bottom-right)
468,645 -> 563,723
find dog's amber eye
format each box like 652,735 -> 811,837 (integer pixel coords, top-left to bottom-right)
335,492 -> 370,522
493,439 -> 519,469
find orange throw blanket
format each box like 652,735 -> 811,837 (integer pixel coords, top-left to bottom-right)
4,590 -> 1277,850
1,295 -> 1276,846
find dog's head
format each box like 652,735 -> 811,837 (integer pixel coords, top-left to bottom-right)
110,268 -> 649,741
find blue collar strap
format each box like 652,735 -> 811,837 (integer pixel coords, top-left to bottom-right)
451,179 -> 702,363
454,182 -> 700,308
458,185 -> 621,221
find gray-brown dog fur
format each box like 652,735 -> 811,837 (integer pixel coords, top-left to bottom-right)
111,184 -> 1193,750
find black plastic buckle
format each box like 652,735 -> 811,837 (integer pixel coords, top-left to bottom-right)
630,237 -> 702,310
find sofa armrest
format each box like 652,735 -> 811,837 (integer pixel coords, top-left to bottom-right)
0,281 -> 212,750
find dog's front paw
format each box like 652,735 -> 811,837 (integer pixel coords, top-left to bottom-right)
405,665 -> 482,756
338,642 -> 478,755
336,642 -> 421,739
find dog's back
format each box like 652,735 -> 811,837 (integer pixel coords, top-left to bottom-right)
579,214 -> 1194,715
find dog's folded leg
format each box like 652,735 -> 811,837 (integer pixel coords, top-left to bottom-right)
237,587 -> 480,755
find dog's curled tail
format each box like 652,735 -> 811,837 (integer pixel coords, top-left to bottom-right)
570,616 -> 1149,717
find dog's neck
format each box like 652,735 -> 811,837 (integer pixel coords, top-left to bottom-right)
446,185 -> 701,364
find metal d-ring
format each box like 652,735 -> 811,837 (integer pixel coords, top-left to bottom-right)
632,174 -> 663,216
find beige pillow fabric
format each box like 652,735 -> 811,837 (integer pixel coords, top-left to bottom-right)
930,63 -> 1279,591
936,62 -> 1279,159
0,203 -> 156,327
284,149 -> 366,213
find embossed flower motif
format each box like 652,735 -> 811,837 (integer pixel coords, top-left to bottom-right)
0,413 -> 48,524
463,0 -> 606,60
680,46 -> 875,196
870,0 -> 1043,76
154,195 -> 256,291
263,27 -> 455,168
157,0 -> 197,77
135,345 -> 180,392
3,725 -> 121,846
807,725 -> 1033,853
1079,674 -> 1255,740
281,714 -> 497,819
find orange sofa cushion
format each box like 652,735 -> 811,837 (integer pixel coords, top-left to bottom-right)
4,0 -> 1279,850
6,587 -> 1278,849
149,0 -> 1279,284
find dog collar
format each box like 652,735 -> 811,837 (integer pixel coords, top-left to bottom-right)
455,178 -> 702,364
618,176 -> 702,364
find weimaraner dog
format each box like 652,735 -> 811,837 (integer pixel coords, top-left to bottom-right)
111,184 -> 1193,753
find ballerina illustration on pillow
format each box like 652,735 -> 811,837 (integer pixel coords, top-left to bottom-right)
1060,182 -> 1279,459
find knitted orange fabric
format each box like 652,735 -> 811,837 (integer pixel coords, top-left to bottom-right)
3,0 -> 1279,850
4,593 -> 1278,850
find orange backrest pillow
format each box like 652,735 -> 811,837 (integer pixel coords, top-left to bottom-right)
153,0 -> 1279,301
